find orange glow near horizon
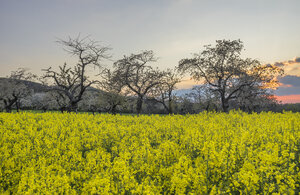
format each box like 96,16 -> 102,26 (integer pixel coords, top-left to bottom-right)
275,95 -> 300,104
176,77 -> 200,89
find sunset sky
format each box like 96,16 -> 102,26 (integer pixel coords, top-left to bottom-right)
0,0 -> 300,103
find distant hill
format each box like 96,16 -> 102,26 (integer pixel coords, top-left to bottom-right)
0,77 -> 102,93
0,77 -> 49,93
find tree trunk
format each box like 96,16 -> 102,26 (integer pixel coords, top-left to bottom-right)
136,96 -> 143,115
16,100 -> 20,112
111,104 -> 117,115
168,99 -> 173,114
42,107 -> 47,112
3,99 -> 15,113
205,102 -> 210,112
5,106 -> 12,113
67,101 -> 78,113
222,100 -> 229,112
221,94 -> 229,112
60,107 -> 65,113
161,102 -> 170,114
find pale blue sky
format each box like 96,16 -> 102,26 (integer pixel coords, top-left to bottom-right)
1,0 -> 300,90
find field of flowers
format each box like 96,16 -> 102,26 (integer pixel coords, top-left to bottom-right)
0,111 -> 299,194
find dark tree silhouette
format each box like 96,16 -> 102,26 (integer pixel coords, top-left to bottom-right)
43,36 -> 111,112
113,51 -> 163,114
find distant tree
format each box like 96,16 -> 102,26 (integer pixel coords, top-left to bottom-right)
43,35 -> 111,112
176,95 -> 196,114
113,51 -> 163,114
177,39 -> 283,112
98,69 -> 126,114
188,85 -> 219,111
0,68 -> 36,112
277,103 -> 300,112
148,69 -> 182,114
232,85 -> 278,112
23,92 -> 56,112
78,90 -> 100,114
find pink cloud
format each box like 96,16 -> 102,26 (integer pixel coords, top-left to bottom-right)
276,94 -> 300,104
278,83 -> 293,88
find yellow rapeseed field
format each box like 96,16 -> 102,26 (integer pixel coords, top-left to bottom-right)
0,111 -> 299,194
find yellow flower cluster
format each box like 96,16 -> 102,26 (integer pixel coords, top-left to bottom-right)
0,111 -> 299,194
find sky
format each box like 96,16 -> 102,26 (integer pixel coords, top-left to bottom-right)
0,0 -> 300,103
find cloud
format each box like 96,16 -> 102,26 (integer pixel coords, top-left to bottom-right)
278,75 -> 300,87
275,94 -> 300,104
273,57 -> 300,67
270,57 -> 300,76
274,86 -> 300,96
276,75 -> 300,96
290,66 -> 300,72
279,83 -> 292,88
274,62 -> 285,67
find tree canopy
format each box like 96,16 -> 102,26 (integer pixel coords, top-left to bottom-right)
177,39 -> 283,112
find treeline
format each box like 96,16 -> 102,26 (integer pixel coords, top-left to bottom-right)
0,36 -> 292,114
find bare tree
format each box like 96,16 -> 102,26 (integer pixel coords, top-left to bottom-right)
113,51 -> 163,114
0,68 -> 36,112
98,69 -> 126,114
43,36 -> 111,112
148,69 -> 182,114
177,39 -> 283,112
